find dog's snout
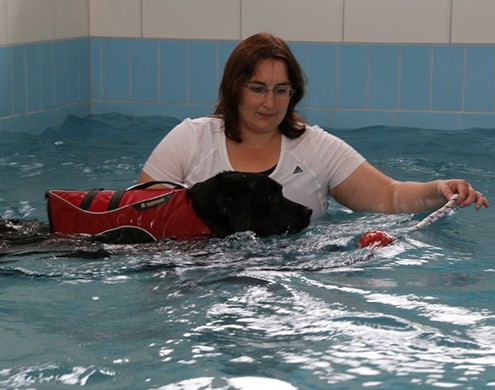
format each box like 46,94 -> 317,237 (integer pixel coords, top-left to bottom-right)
284,204 -> 312,234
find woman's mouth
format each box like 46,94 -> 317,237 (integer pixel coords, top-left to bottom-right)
257,112 -> 276,120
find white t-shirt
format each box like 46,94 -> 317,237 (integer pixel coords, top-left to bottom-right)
143,117 -> 366,219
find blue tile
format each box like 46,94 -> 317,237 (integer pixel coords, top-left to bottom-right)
187,104 -> 215,118
57,102 -> 90,122
331,109 -> 395,129
93,101 -> 156,118
432,46 -> 464,111
91,100 -> 211,121
131,39 -> 159,101
91,101 -> 135,115
160,40 -> 188,103
288,42 -> 308,71
2,114 -> 30,133
307,44 -> 337,107
91,38 -> 103,100
54,41 -> 68,106
12,46 -> 28,114
30,109 -> 61,134
79,38 -> 90,101
218,40 -> 238,79
299,107 -> 331,128
338,45 -> 368,108
0,46 -> 13,117
395,111 -> 459,130
460,113 -> 495,129
400,46 -> 432,110
180,104 -> 214,119
190,41 -> 217,104
40,43 -> 55,108
102,38 -> 131,101
369,45 -> 399,109
26,44 -> 41,111
148,102 -> 212,119
66,40 -> 81,104
288,43 -> 308,104
464,46 -> 495,112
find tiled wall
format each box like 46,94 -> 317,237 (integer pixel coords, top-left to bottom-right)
2,0 -> 495,133
90,38 -> 495,130
0,38 -> 90,133
0,0 -> 89,133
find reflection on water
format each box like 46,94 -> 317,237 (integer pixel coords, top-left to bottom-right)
1,114 -> 494,389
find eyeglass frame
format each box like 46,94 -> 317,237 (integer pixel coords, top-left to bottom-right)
244,83 -> 295,99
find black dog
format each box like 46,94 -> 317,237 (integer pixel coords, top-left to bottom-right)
1,172 -> 312,246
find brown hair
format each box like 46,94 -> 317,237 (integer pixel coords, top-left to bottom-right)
213,33 -> 306,143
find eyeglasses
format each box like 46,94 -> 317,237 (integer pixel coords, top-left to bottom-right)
244,83 -> 295,99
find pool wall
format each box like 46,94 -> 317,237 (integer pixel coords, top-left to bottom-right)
2,0 -> 495,134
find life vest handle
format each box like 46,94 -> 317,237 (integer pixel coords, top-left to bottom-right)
125,181 -> 187,191
105,181 -> 187,211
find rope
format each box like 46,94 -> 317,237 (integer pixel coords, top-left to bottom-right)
413,194 -> 458,230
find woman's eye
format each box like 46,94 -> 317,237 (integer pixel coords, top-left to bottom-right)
274,87 -> 288,95
251,86 -> 266,94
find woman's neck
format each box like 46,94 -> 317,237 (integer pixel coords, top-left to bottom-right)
226,130 -> 282,172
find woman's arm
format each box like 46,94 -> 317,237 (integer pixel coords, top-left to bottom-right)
331,161 -> 489,214
136,170 -> 158,184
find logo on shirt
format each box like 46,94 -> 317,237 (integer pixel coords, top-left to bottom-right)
293,166 -> 303,174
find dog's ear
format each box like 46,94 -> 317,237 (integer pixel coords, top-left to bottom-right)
215,173 -> 254,233
216,192 -> 252,233
188,172 -> 254,237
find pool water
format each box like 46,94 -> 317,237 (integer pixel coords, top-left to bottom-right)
0,113 -> 494,389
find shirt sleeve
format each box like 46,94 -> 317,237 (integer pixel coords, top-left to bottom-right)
311,126 -> 366,190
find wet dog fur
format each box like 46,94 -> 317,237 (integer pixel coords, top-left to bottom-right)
188,171 -> 312,238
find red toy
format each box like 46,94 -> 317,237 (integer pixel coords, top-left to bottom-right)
357,229 -> 396,248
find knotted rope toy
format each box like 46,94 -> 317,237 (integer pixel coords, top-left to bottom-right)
357,194 -> 459,249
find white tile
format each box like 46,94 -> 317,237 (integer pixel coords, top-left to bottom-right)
54,0 -> 89,39
90,0 -> 141,37
452,0 -> 495,44
344,0 -> 451,43
0,0 -> 7,45
242,0 -> 343,42
7,0 -> 56,44
143,0 -> 240,40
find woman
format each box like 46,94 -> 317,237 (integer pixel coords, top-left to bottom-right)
138,33 -> 488,219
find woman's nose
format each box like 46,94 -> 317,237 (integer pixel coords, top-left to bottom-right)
261,90 -> 276,107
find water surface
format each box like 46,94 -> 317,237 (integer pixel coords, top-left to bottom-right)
1,114 -> 494,389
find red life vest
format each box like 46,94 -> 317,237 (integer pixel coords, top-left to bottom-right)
46,182 -> 213,242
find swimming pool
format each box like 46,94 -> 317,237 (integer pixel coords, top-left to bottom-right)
1,113 -> 494,389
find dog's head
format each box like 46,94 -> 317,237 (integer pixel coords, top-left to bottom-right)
188,171 -> 312,238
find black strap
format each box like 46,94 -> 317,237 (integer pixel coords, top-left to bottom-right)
79,189 -> 103,210
107,190 -> 125,211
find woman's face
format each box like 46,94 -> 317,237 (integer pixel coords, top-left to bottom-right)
237,59 -> 291,137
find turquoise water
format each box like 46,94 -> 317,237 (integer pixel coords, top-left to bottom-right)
1,113 -> 494,389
